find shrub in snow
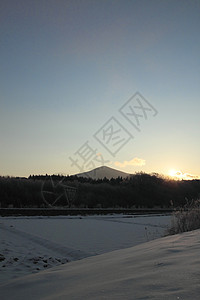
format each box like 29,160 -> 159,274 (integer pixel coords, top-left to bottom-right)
168,199 -> 200,234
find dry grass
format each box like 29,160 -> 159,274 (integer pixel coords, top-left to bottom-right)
168,199 -> 200,234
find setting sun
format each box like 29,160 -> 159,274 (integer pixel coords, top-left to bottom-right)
168,169 -> 178,177
168,169 -> 184,180
168,169 -> 200,180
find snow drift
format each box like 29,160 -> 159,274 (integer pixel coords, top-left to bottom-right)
1,229 -> 200,299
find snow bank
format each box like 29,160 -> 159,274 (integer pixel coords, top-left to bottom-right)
1,229 -> 200,299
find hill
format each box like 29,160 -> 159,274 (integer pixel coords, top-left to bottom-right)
76,165 -> 130,180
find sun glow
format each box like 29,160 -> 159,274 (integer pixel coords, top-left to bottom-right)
168,169 -> 178,177
168,169 -> 200,180
168,169 -> 185,180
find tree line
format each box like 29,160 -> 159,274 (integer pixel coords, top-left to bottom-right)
0,173 -> 200,208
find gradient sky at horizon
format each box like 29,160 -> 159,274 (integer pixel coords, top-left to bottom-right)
1,0 -> 200,178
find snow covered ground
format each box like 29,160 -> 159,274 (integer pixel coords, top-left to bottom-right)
0,214 -> 170,284
1,222 -> 200,299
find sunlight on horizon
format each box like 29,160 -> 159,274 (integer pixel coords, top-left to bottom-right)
168,169 -> 200,180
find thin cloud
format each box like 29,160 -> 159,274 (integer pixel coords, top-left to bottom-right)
173,171 -> 200,180
183,173 -> 200,180
114,158 -> 146,168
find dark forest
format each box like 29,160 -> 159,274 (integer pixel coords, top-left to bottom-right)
0,173 -> 200,209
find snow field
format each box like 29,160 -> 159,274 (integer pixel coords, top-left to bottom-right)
0,214 -> 170,284
1,228 -> 200,299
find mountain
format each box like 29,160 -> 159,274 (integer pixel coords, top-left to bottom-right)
75,166 -> 130,180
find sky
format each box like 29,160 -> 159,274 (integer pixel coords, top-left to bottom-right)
0,0 -> 200,179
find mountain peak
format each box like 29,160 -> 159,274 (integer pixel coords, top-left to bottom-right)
76,165 -> 129,180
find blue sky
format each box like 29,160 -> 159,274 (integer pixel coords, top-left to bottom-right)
0,0 -> 200,178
